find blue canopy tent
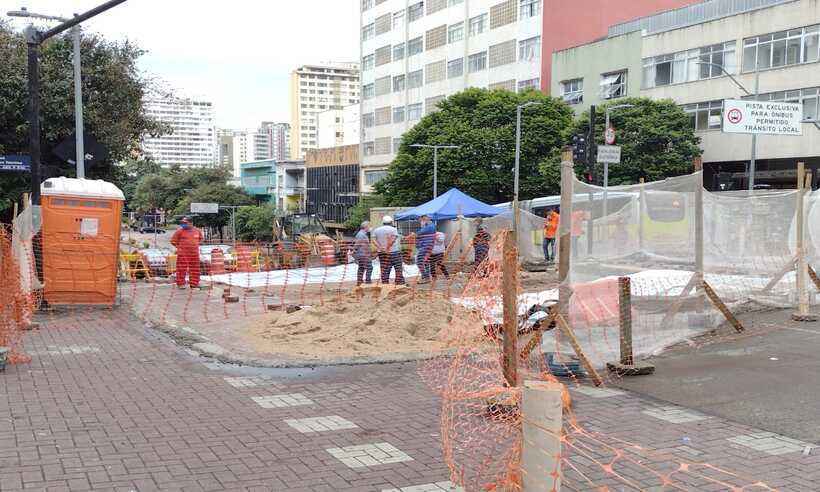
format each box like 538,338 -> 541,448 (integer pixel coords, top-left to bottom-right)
394,188 -> 502,221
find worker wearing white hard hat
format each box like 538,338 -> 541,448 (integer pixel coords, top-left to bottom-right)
372,215 -> 404,284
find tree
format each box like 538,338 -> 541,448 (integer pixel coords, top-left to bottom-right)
113,157 -> 162,207
235,204 -> 276,242
132,165 -> 237,213
0,21 -> 165,215
375,88 -> 574,206
344,195 -> 385,230
173,182 -> 254,237
571,98 -> 702,185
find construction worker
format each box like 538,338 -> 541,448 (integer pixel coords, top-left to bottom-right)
571,209 -> 588,258
354,221 -> 373,285
473,218 -> 491,273
170,217 -> 203,289
430,230 -> 450,280
415,215 -> 436,284
372,216 -> 405,285
543,209 -> 559,263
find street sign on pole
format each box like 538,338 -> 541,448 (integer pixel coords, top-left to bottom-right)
723,99 -> 803,136
0,155 -> 32,172
597,145 -> 621,164
605,126 -> 616,145
191,202 -> 219,214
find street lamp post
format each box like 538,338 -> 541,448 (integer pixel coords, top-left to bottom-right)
514,101 -> 540,238
602,104 -> 634,219
409,144 -> 460,199
8,8 -> 86,178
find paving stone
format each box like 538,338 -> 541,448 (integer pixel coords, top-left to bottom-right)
727,432 -> 810,456
326,443 -> 413,469
641,406 -> 710,423
382,481 -> 463,492
250,394 -> 313,408
284,416 -> 358,433
223,376 -> 275,388
573,386 -> 626,398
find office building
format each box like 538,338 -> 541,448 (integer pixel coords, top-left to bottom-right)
305,145 -> 360,227
217,129 -> 248,176
551,0 -> 820,190
317,104 -> 361,148
142,96 -> 216,168
262,122 -> 292,162
290,63 -> 361,159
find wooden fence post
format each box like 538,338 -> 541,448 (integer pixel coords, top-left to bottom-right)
793,163 -> 817,322
502,230 -> 519,387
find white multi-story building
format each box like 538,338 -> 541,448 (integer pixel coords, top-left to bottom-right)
217,129 -> 248,176
290,63 -> 361,159
143,96 -> 216,168
317,104 -> 361,148
359,0 -> 543,190
261,122 -> 291,162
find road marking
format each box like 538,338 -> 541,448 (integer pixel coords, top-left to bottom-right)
327,442 -> 413,468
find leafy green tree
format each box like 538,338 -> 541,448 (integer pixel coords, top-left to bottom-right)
375,88 -> 574,206
235,204 -> 276,242
0,21 -> 164,214
173,182 -> 254,238
344,195 -> 386,230
112,157 -> 162,207
572,98 -> 702,185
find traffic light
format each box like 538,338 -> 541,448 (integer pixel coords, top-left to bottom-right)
571,134 -> 587,163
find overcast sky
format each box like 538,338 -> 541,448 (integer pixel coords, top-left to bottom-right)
1,0 -> 360,129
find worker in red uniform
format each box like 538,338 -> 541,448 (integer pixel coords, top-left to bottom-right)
170,217 -> 203,289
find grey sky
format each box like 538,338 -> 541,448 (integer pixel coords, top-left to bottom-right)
2,0 -> 360,129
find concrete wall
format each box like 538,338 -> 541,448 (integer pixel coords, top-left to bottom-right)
539,0 -> 702,94
551,31 -> 643,114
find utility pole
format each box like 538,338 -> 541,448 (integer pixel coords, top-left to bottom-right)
409,143 -> 460,199
587,105 -> 597,184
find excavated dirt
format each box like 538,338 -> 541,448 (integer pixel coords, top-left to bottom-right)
242,285 -> 462,359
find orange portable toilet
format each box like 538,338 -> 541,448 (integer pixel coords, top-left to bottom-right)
40,177 -> 125,305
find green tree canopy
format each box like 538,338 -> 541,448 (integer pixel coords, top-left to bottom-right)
344,195 -> 385,230
572,98 -> 702,185
374,88 -> 574,206
235,204 -> 276,242
0,21 -> 164,214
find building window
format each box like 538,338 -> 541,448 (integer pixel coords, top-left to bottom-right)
449,0 -> 464,5
469,14 -> 487,36
408,36 -> 424,56
408,2 -> 424,22
519,36 -> 540,62
427,0 -> 446,14
362,113 -> 375,128
448,22 -> 464,43
643,41 -> 736,88
489,79 -> 516,92
362,0 -> 374,11
518,78 -> 539,92
393,106 -> 406,123
426,25 -> 447,50
489,40 -> 516,68
448,58 -> 464,78
375,13 -> 392,35
408,103 -> 423,120
683,100 -> 723,131
375,106 -> 392,125
408,69 -> 424,89
375,76 -> 392,96
393,138 -> 402,154
363,141 -> 376,156
365,170 -> 389,185
600,70 -> 627,100
490,0 -> 517,30
426,95 -> 445,114
375,45 -> 392,66
744,87 -> 820,121
519,0 -> 540,19
393,43 -> 405,61
362,23 -> 375,41
362,54 -> 375,71
375,137 -> 392,155
560,78 -> 583,104
743,25 -> 819,72
468,51 -> 487,72
393,10 -> 405,29
393,74 -> 406,92
425,60 -> 446,84
362,83 -> 375,99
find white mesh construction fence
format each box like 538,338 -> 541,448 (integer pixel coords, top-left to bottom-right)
440,209 -> 549,265
544,171 -> 819,367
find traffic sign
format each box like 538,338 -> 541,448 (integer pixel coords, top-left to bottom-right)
605,126 -> 616,145
597,145 -> 621,164
191,202 -> 219,214
723,99 -> 802,136
0,154 -> 31,172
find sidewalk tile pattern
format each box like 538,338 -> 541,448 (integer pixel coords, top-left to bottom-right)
327,442 -> 413,468
251,393 -> 313,408
727,432 -> 811,455
383,481 -> 463,491
642,405 -> 711,423
285,415 -> 359,433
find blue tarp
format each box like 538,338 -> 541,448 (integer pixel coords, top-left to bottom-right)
395,188 -> 502,221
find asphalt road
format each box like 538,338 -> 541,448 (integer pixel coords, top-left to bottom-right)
617,308 -> 820,443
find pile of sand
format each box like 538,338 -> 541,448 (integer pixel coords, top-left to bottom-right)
242,286 -> 460,360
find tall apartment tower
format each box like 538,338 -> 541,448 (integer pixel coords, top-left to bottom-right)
359,0 -> 543,190
142,96 -> 216,167
290,63 -> 361,159
260,122 -> 291,162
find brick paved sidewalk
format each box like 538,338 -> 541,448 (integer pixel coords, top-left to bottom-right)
1,307 -> 817,491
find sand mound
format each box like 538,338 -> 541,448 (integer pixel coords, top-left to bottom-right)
243,286 -> 460,359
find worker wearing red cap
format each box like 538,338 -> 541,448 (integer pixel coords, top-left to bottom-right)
170,216 -> 203,289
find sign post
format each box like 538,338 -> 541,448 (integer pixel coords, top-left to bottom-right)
598,145 -> 622,221
190,203 -> 219,214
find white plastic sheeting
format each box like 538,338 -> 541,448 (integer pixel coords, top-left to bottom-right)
11,205 -> 43,293
202,262 -> 421,288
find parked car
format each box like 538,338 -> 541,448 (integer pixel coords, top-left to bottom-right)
198,245 -> 235,274
139,226 -> 166,234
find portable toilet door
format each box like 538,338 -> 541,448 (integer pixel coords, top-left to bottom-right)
41,177 -> 125,305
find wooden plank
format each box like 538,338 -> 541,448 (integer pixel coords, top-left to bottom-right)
519,309 -> 556,361
760,256 -> 797,294
619,277 -> 633,366
501,230 -> 519,387
702,281 -> 745,333
659,273 -> 698,327
554,312 -> 603,386
795,164 -> 810,316
558,148 -> 574,316
809,265 -> 820,292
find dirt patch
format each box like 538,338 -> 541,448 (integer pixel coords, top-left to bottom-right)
519,269 -> 558,292
242,285 -> 461,359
